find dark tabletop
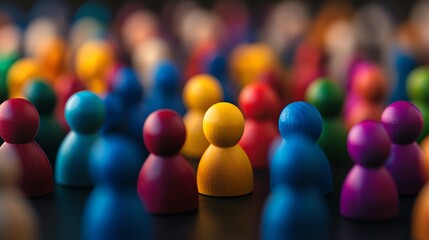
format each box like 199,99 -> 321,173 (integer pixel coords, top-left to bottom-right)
30,164 -> 414,240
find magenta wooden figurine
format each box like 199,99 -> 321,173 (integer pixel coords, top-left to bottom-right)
340,120 -> 398,221
0,98 -> 54,197
138,109 -> 198,214
238,82 -> 280,169
381,101 -> 427,195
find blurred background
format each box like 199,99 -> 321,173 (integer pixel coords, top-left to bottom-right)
2,0 -> 429,143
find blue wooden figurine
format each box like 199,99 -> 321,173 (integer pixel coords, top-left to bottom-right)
55,91 -> 105,187
205,53 -> 237,104
82,135 -> 150,240
388,46 -> 419,103
103,67 -> 146,146
271,101 -> 332,195
262,135 -> 329,240
145,60 -> 186,116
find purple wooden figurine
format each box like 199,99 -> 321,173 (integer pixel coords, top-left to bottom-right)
340,120 -> 398,221
381,101 -> 427,195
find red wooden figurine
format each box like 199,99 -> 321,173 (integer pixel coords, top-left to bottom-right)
138,109 -> 198,214
0,98 -> 54,197
239,82 -> 280,169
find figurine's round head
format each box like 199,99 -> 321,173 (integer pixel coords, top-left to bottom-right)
353,65 -> 387,102
113,67 -> 143,103
203,102 -> 244,147
0,98 -> 39,143
25,79 -> 57,115
306,78 -> 344,118
206,53 -> 227,78
381,101 -> 423,144
239,82 -> 279,121
183,74 -> 223,111
65,91 -> 105,134
75,40 -> 113,81
153,60 -> 180,92
407,67 -> 429,103
271,135 -> 319,188
278,101 -> 323,142
347,120 -> 391,168
143,109 -> 186,156
90,135 -> 142,186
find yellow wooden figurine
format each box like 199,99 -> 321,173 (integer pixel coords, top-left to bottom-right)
197,102 -> 253,197
7,58 -> 41,98
182,74 -> 223,159
229,43 -> 280,88
75,40 -> 113,95
34,36 -> 67,81
412,183 -> 429,240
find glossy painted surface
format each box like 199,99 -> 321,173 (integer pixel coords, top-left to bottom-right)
341,120 -> 398,220
239,82 -> 279,169
382,101 -> 427,195
56,91 -> 105,187
0,98 -> 53,197
83,136 -> 149,240
262,136 -> 328,240
139,110 -> 198,214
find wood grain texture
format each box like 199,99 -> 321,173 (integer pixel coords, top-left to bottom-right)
197,144 -> 253,197
203,102 -> 244,148
198,102 -> 253,197
278,101 -> 323,142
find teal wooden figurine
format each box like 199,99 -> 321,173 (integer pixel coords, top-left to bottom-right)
55,91 -> 105,187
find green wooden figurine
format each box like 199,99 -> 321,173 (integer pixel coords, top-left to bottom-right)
25,80 -> 66,168
306,78 -> 349,166
407,67 -> 429,143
